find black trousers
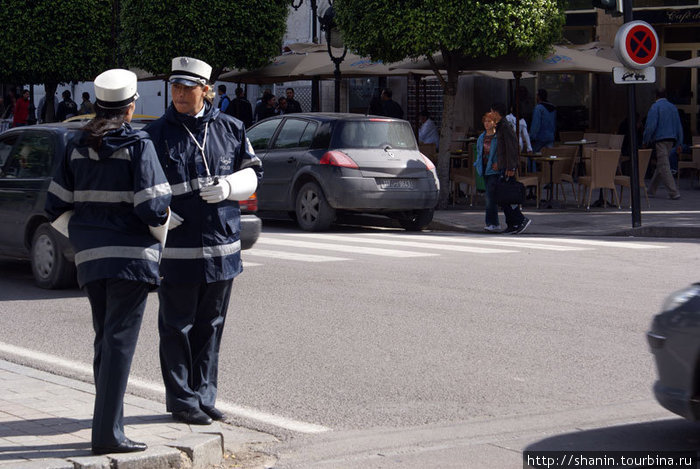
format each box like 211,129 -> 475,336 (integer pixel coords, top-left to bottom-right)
84,278 -> 150,447
158,279 -> 233,412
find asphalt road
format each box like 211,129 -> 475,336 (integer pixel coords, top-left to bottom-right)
0,223 -> 696,459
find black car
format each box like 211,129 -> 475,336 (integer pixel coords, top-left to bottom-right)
0,123 -> 260,289
647,283 -> 700,420
246,113 -> 440,231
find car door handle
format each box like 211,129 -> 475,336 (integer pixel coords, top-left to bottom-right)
287,157 -> 296,163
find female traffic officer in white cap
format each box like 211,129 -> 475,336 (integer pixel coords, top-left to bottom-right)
45,69 -> 172,454
145,57 -> 262,425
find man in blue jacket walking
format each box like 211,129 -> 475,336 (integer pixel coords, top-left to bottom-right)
643,88 -> 682,200
530,89 -> 557,154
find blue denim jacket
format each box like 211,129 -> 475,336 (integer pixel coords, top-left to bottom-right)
530,102 -> 556,145
474,131 -> 499,177
643,98 -> 683,146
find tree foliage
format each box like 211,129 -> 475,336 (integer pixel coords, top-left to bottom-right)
120,0 -> 290,81
334,0 -> 566,207
0,0 -> 112,84
334,0 -> 566,64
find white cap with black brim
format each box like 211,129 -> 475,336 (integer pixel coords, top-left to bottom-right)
169,56 -> 212,87
94,69 -> 139,109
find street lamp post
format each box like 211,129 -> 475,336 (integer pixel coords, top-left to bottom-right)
319,5 -> 347,112
291,0 -> 319,44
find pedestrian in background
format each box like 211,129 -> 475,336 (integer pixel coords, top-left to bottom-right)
530,89 -> 556,154
226,86 -> 253,127
380,88 -> 403,119
276,96 -> 288,114
255,91 -> 276,122
491,102 -> 531,235
45,69 -> 172,454
418,110 -> 439,150
145,56 -> 262,426
79,92 -> 95,115
11,89 -> 30,127
285,87 -> 302,113
217,84 -> 230,113
474,111 -> 500,232
56,90 -> 78,121
643,88 -> 683,200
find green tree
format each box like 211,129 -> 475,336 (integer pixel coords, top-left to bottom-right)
334,0 -> 566,207
0,0 -> 113,122
120,0 -> 290,82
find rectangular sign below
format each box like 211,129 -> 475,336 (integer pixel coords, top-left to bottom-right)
613,66 -> 656,84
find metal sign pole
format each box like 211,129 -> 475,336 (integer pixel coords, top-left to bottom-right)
624,0 -> 642,227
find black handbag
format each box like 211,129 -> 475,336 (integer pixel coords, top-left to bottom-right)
494,176 -> 525,205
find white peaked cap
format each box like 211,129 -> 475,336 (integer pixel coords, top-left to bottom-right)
94,69 -> 139,109
170,56 -> 212,86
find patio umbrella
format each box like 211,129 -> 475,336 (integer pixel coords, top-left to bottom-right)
391,45 -> 621,74
666,56 -> 700,68
574,42 -> 677,67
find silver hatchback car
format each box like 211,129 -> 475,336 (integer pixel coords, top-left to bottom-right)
246,113 -> 439,231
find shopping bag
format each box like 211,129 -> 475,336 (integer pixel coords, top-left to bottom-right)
494,177 -> 525,205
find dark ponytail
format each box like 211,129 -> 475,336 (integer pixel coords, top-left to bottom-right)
81,104 -> 130,151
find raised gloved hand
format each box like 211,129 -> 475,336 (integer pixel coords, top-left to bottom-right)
200,179 -> 231,204
169,210 -> 184,230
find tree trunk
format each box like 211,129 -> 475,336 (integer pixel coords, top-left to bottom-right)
44,82 -> 58,123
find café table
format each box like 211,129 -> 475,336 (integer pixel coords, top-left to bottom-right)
563,139 -> 596,178
452,136 -> 477,152
532,155 -> 571,209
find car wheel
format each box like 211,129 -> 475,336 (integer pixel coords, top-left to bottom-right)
30,223 -> 76,289
398,209 -> 434,231
295,182 -> 335,231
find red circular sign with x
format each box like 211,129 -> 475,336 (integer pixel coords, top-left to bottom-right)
615,21 -> 659,69
625,24 -> 657,66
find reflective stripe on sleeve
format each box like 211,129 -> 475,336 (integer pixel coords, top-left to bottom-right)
240,155 -> 262,169
48,180 -> 74,203
71,148 -> 131,161
75,246 -> 160,266
74,190 -> 134,204
162,241 -> 241,259
134,182 -> 172,206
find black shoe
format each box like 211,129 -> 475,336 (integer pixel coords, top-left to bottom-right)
172,408 -> 213,425
503,225 -> 518,234
201,406 -> 226,421
92,438 -> 147,455
513,218 -> 532,235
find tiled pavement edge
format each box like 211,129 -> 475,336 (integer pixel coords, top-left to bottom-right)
0,359 -> 277,469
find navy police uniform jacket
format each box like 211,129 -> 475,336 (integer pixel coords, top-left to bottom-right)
45,124 -> 172,288
144,102 -> 262,284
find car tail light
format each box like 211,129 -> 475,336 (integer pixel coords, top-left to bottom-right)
369,118 -> 392,122
320,150 -> 359,169
421,153 -> 436,171
239,193 -> 258,212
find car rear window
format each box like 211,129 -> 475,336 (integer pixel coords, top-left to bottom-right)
332,120 -> 417,150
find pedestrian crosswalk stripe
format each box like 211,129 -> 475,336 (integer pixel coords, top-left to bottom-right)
256,237 -> 438,258
242,261 -> 263,267
513,236 -> 667,249
273,233 -> 518,254
245,249 -> 350,262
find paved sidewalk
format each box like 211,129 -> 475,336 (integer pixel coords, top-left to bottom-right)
430,183 -> 700,238
0,360 -> 276,469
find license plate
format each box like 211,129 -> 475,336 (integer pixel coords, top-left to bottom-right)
377,178 -> 415,189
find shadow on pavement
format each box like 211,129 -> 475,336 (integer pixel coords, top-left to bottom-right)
524,418 -> 700,453
0,414 -> 171,461
0,259 -> 82,301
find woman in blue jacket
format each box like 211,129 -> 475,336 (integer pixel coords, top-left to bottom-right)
474,111 -> 501,232
145,57 -> 262,426
45,69 -> 172,454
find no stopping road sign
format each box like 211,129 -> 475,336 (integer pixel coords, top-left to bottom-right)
614,21 -> 659,69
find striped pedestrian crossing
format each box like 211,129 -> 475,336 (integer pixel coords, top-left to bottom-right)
241,231 -> 668,266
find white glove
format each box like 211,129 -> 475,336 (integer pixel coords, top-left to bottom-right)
169,210 -> 184,230
200,179 -> 231,204
223,167 -> 258,201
